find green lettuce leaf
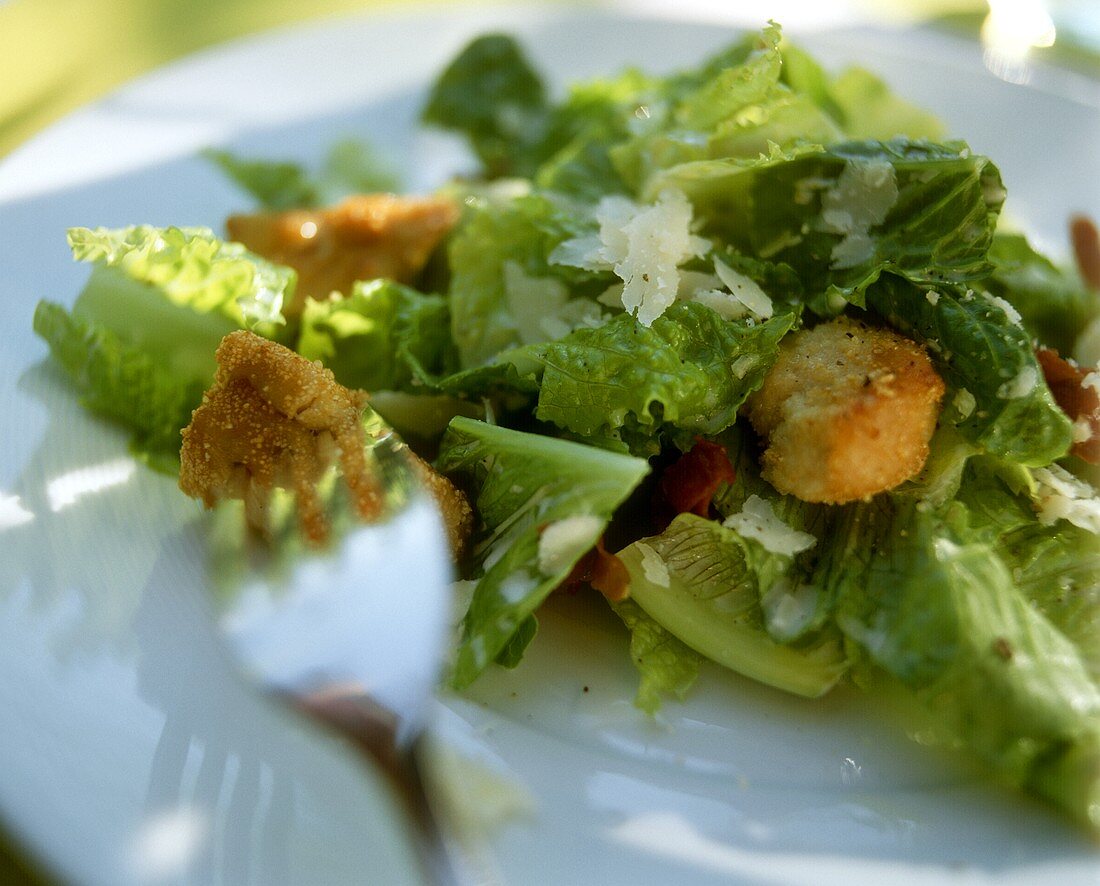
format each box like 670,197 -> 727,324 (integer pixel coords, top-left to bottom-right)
778,43 -> 944,141
832,497 -> 1100,832
983,232 -> 1099,355
533,303 -> 797,449
710,426 -> 835,641
447,192 -> 609,368
951,460 -> 1100,684
648,139 -> 1004,313
617,513 -> 848,698
827,67 -> 946,141
866,274 -> 1072,465
68,225 -> 290,330
612,28 -> 849,195
206,150 -> 319,210
34,226 -> 294,467
1002,520 -> 1100,685
421,34 -> 549,179
438,418 -> 649,688
612,598 -> 704,715
296,279 -> 457,393
206,139 -> 402,210
533,69 -> 655,200
32,302 -> 203,472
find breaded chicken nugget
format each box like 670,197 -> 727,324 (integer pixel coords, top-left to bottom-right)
227,194 -> 458,317
180,330 -> 473,557
745,317 -> 945,504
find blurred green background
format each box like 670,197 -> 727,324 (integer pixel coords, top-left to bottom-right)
0,0 -> 434,156
3,0 -> 1098,159
0,0 -> 1000,158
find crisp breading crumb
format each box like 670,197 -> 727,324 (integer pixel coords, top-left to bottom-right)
180,331 -> 378,544
227,193 -> 458,316
179,331 -> 473,559
408,452 -> 475,563
745,317 -> 945,504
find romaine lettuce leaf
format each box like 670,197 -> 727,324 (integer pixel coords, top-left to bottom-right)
951,460 -> 1100,684
206,150 -> 319,210
1001,520 -> 1100,684
421,34 -> 549,179
612,598 -> 704,714
827,67 -> 946,141
617,513 -> 848,698
296,279 -> 457,393
206,139 -> 402,210
778,43 -> 944,142
983,232 -> 1099,355
533,70 -> 653,200
533,303 -> 797,450
611,28 -> 847,194
447,192 -> 610,368
32,302 -> 204,472
710,427 -> 835,640
649,139 -> 1004,313
68,225 -> 290,330
866,274 -> 1073,465
34,226 -> 294,468
832,497 -> 1100,832
438,418 -> 649,688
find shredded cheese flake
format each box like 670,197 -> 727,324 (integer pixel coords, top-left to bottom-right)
981,291 -> 1023,326
1031,465 -> 1100,534
550,188 -> 708,326
712,257 -> 774,319
953,388 -> 976,419
821,159 -> 898,270
723,495 -> 816,556
537,515 -> 603,575
996,366 -> 1038,400
635,542 -> 670,588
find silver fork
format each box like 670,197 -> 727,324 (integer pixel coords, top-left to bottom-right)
204,408 -> 460,884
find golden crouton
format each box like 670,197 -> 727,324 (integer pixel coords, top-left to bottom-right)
227,193 -> 458,317
745,317 -> 945,504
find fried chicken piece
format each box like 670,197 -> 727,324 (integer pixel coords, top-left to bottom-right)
180,330 -> 379,544
745,317 -> 945,504
179,330 -> 473,559
409,455 -> 475,563
227,194 -> 458,317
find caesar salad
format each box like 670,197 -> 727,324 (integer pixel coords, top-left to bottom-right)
32,24 -> 1100,833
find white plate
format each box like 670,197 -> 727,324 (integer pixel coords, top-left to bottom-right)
1,5 -> 1098,885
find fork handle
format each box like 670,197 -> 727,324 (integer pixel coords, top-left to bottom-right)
295,692 -> 461,886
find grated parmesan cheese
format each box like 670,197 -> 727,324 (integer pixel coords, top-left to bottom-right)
712,257 -> 774,319
503,261 -> 606,344
723,495 -> 816,556
686,288 -> 748,320
635,542 -> 670,587
550,188 -> 709,326
537,515 -> 603,575
1031,464 -> 1100,534
1073,416 -> 1094,444
953,388 -> 976,419
503,261 -> 568,344
996,366 -> 1038,400
980,290 -> 1023,326
821,159 -> 898,270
